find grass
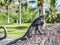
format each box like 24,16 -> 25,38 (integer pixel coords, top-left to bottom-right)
0,23 -> 31,39
0,23 -> 53,39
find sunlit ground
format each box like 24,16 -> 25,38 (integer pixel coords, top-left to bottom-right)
0,23 -> 31,39
0,23 -> 54,39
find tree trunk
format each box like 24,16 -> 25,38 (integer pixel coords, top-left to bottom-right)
40,0 -> 45,26
18,2 -> 21,25
6,5 -> 10,23
26,0 -> 29,10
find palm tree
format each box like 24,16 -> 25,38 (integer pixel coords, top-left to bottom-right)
40,0 -> 45,26
5,0 -> 13,23
0,0 -> 13,23
6,4 -> 10,23
0,0 -> 4,3
0,0 -> 5,6
50,0 -> 56,11
38,0 -> 45,26
18,0 -> 22,25
48,0 -> 57,23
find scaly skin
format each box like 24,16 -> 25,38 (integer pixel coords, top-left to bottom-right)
7,15 -> 44,45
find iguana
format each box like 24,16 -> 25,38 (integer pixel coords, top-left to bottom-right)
7,15 -> 44,45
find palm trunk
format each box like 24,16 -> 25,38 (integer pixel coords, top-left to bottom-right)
18,2 -> 21,25
6,5 -> 10,23
40,0 -> 45,26
26,0 -> 29,10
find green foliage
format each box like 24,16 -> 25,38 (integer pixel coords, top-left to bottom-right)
45,0 -> 60,23
46,11 -> 60,23
0,13 -> 18,24
0,0 -> 60,24
0,13 -> 7,24
10,14 -> 18,20
4,0 -> 13,4
50,0 -> 56,10
56,14 -> 60,23
22,9 -> 32,23
0,0 -> 5,6
22,7 -> 39,23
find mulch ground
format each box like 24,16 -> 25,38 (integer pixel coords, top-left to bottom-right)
0,23 -> 60,45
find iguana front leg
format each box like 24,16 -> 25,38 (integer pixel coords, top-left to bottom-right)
29,26 -> 36,36
37,26 -> 45,35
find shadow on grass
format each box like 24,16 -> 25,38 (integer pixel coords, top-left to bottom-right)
7,26 -> 28,30
16,26 -> 28,30
6,26 -> 29,33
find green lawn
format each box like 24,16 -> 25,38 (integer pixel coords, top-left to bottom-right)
0,23 -> 52,39
0,23 -> 31,39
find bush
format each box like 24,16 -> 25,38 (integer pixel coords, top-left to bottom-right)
46,13 -> 60,23
22,8 -> 39,23
0,13 -> 7,24
0,13 -> 18,24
